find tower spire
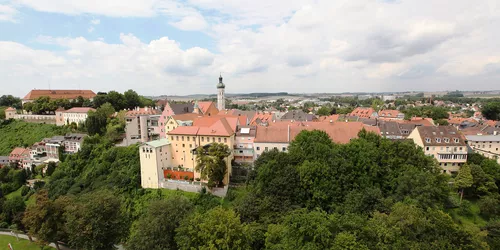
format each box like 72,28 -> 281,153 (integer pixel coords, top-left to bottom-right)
217,74 -> 225,110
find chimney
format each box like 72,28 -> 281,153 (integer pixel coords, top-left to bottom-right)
329,119 -> 333,123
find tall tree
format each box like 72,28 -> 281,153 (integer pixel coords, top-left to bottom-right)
455,164 -> 473,204
128,196 -> 193,250
482,102 -> 500,121
124,89 -> 141,110
64,190 -> 125,250
196,143 -> 231,188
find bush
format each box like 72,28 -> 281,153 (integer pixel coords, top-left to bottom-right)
479,195 -> 500,218
458,200 -> 473,217
167,174 -> 172,179
0,222 -> 8,228
33,181 -> 45,191
184,175 -> 189,181
20,185 -> 30,196
196,178 -> 201,181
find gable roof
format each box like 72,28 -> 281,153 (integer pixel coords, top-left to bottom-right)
378,110 -> 403,118
350,107 -> 376,118
126,107 -> 161,116
197,101 -> 215,114
24,90 -> 96,100
10,147 -> 28,156
170,103 -> 195,115
250,113 -> 274,125
5,107 -> 16,111
416,126 -> 466,146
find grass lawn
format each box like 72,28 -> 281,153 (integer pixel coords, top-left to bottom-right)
5,187 -> 22,200
0,235 -> 53,250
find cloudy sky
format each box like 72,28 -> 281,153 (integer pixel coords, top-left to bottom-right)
1,0 -> 499,97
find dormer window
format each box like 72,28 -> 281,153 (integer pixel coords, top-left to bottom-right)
444,138 -> 450,143
425,138 -> 431,143
454,138 -> 459,143
436,138 -> 441,143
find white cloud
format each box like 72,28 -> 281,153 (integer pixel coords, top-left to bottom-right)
0,4 -> 17,22
90,19 -> 100,25
169,15 -> 208,31
87,26 -> 94,33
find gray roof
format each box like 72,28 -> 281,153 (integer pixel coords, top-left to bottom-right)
170,103 -> 195,115
465,135 -> 500,142
378,121 -> 402,136
281,110 -> 312,121
144,138 -> 171,147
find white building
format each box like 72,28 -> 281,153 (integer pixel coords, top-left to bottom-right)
466,135 -> 500,164
217,74 -> 226,111
139,139 -> 172,189
62,107 -> 96,126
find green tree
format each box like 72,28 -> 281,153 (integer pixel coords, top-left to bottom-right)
107,91 -> 126,111
124,89 -> 142,110
455,164 -> 473,204
128,196 -> 194,250
64,190 -> 126,250
332,232 -> 368,250
46,162 -> 57,176
22,190 -> 69,250
371,99 -> 384,112
316,106 -> 332,116
0,95 -> 22,109
196,143 -> 231,188
482,102 -> 500,120
85,110 -> 107,135
176,207 -> 250,250
2,196 -> 25,225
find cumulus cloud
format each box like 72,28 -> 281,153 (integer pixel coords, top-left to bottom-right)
0,4 -> 17,22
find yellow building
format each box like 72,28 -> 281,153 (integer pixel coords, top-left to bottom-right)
408,126 -> 468,174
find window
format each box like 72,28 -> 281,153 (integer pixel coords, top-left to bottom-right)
201,137 -> 204,142
182,144 -> 185,147
142,148 -> 145,153
176,136 -> 179,140
212,138 -> 215,142
282,147 -> 286,152
239,150 -> 243,153
436,138 -> 441,143
426,147 -> 429,151
182,136 -> 184,141
224,138 -> 227,143
444,138 -> 449,143
187,137 -> 190,141
189,144 -> 192,148
425,138 -> 431,143
454,138 -> 459,143
218,138 -> 221,142
256,146 -> 260,150
265,147 -> 268,151
193,137 -> 196,141
167,126 -> 170,129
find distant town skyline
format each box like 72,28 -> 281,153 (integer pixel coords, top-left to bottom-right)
1,0 -> 499,97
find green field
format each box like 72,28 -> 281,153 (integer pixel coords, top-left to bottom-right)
0,120 -> 69,155
0,234 -> 53,250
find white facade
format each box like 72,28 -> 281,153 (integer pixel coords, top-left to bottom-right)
253,142 -> 289,159
217,88 -> 225,111
140,139 -> 172,189
63,112 -> 90,126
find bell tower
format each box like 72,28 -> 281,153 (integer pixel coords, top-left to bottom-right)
217,73 -> 225,111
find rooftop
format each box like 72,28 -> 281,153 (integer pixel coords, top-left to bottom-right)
145,138 -> 171,147
64,107 -> 96,113
465,135 -> 500,142
24,89 -> 96,100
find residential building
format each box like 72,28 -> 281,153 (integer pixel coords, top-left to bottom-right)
63,134 -> 87,154
378,110 -> 404,120
44,136 -> 65,159
9,147 -> 29,163
124,107 -> 161,145
217,74 -> 226,110
158,101 -> 219,138
140,139 -> 172,189
164,113 -> 201,135
466,135 -> 500,164
349,107 -> 378,118
253,121 -> 380,159
234,126 -> 256,163
250,112 -> 274,125
22,89 -> 96,104
4,107 -> 16,119
407,126 -> 467,174
62,107 -> 96,126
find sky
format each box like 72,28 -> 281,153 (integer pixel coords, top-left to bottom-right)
0,0 -> 500,97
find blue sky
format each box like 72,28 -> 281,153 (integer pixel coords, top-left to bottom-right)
1,0 -> 499,97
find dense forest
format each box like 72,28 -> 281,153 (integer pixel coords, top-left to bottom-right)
1,127 -> 500,249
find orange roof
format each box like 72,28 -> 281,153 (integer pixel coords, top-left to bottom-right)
238,115 -> 248,126
197,101 -> 214,114
198,118 -> 234,136
5,107 -> 16,111
172,113 -> 202,121
169,126 -> 200,135
23,89 -> 96,100
64,107 -> 96,113
126,107 -> 161,116
350,107 -> 376,118
217,109 -> 237,116
250,113 -> 273,125
193,116 -> 221,127
10,147 -> 28,156
378,110 -> 402,118
318,115 -> 340,122
254,122 -> 380,144
447,117 -> 477,125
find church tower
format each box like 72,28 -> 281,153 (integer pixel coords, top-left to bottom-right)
217,74 -> 225,111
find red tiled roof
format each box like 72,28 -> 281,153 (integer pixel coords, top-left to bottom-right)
318,115 -> 340,122
254,122 -> 380,144
169,126 -> 200,135
172,113 -> 202,121
350,107 -> 376,118
198,118 -> 234,136
10,147 -> 27,156
64,107 -> 96,113
5,107 -> 16,111
197,101 -> 214,114
378,110 -> 402,118
250,113 -> 273,125
23,90 -> 96,100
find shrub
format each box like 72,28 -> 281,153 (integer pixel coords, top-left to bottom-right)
479,195 -> 500,218
196,178 -> 201,181
445,195 -> 460,209
184,175 -> 189,181
167,174 -> 172,179
458,200 -> 473,217
20,185 -> 30,196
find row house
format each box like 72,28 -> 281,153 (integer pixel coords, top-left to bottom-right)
408,126 -> 467,174
253,121 -> 380,159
